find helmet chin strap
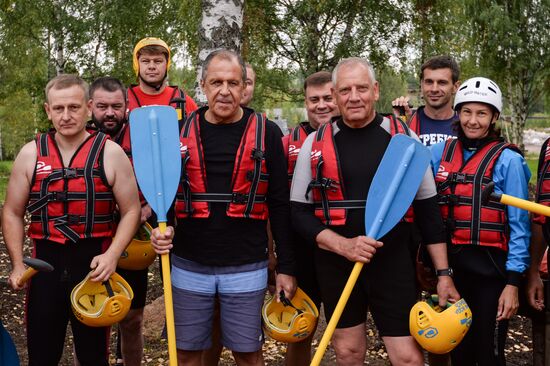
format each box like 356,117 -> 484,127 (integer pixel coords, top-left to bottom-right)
139,72 -> 167,92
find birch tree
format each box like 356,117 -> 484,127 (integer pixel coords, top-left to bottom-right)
194,0 -> 245,103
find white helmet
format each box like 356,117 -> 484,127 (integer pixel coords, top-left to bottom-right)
454,77 -> 502,113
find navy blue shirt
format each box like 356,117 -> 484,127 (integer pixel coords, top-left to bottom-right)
417,107 -> 457,146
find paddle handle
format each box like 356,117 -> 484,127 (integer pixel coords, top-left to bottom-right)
17,268 -> 38,287
159,222 -> 177,366
310,262 -> 364,366
498,193 -> 550,217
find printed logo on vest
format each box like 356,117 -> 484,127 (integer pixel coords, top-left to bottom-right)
436,165 -> 448,179
180,142 -> 187,153
36,161 -> 52,175
310,149 -> 321,160
288,144 -> 300,157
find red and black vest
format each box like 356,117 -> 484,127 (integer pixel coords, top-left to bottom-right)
284,123 -> 309,184
435,138 -> 520,250
127,85 -> 188,124
534,139 -> 550,228
307,115 -> 410,226
27,131 -> 115,244
175,111 -> 269,220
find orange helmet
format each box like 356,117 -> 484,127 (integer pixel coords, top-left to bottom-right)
118,223 -> 156,270
132,37 -> 171,76
71,272 -> 134,327
262,288 -> 319,343
410,295 -> 472,354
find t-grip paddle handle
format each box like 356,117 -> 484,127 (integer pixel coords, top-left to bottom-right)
17,258 -> 54,286
311,143 -> 417,366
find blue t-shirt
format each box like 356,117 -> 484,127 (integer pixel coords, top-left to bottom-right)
417,108 -> 457,146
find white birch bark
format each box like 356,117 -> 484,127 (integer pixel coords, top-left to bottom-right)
194,0 -> 244,104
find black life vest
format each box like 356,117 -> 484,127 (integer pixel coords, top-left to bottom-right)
27,131 -> 115,244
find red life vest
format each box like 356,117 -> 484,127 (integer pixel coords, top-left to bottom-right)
27,131 -> 115,244
435,138 -> 519,251
534,139 -> 550,231
308,115 -> 410,226
283,123 -> 309,184
175,111 -> 269,220
407,107 -> 459,136
127,85 -> 190,123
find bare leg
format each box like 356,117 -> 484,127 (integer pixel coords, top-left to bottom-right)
383,336 -> 424,366
233,350 -> 264,366
119,308 -> 145,366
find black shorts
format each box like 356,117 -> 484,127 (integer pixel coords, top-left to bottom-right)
294,238 -> 322,308
315,223 -> 417,336
116,267 -> 149,309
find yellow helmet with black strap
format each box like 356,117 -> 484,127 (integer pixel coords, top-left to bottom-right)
71,272 -> 134,327
262,287 -> 319,343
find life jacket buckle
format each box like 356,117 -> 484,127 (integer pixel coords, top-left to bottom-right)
232,193 -> 248,204
448,194 -> 459,205
51,191 -> 67,201
65,168 -> 78,179
251,148 -> 264,161
67,214 -> 80,225
453,172 -> 466,183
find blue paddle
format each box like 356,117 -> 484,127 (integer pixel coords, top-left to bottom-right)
311,134 -> 431,365
1,321 -> 19,366
129,106 -> 181,366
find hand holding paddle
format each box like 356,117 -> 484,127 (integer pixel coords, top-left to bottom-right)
311,134 -> 431,366
130,106 -> 181,366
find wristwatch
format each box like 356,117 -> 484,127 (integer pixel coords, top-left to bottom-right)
436,268 -> 454,278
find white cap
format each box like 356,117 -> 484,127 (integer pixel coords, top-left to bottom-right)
454,77 -> 502,113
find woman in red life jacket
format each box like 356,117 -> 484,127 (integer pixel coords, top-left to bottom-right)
430,77 -> 531,365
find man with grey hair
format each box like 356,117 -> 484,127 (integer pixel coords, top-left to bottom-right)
290,57 -> 459,365
3,74 -> 140,365
151,49 -> 296,366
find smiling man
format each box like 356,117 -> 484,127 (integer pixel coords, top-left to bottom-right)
151,49 -> 296,366
392,55 -> 460,146
290,58 -> 460,365
282,71 -> 338,365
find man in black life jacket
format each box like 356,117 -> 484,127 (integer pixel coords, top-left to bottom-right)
89,77 -> 147,366
283,70 -> 338,365
2,74 -> 141,366
151,49 -> 296,366
290,57 -> 460,365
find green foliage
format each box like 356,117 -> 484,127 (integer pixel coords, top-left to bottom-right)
376,67 -> 408,114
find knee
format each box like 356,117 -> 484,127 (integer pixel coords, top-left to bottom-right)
120,309 -> 144,332
389,349 -> 423,366
232,350 -> 263,365
333,343 -> 366,365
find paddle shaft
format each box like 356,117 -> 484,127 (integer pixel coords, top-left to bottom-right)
158,222 -> 177,366
310,144 -> 416,365
495,193 -> 550,217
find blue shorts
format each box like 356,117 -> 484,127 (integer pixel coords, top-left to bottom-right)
171,255 -> 267,352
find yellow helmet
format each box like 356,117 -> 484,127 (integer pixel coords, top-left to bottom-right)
410,295 -> 472,354
71,272 -> 134,327
132,37 -> 171,76
118,223 -> 156,270
262,287 -> 319,343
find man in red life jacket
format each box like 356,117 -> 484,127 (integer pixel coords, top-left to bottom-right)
127,37 -> 198,223
290,57 -> 459,365
89,77 -> 146,366
151,49 -> 296,366
282,70 -> 338,365
2,74 -> 140,366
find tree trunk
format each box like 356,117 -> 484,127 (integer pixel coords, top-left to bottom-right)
195,0 -> 244,104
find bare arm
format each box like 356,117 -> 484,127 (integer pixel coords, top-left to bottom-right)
2,142 -> 36,289
89,140 -> 140,281
527,223 -> 546,311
